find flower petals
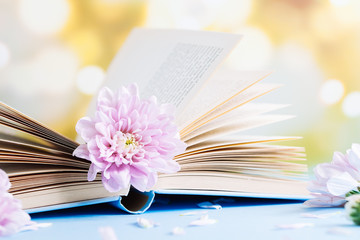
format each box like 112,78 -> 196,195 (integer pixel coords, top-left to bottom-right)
300,211 -> 342,219
189,215 -> 217,226
0,169 -> 11,192
98,226 -> 118,240
275,223 -> 314,230
171,227 -> 186,235
136,217 -> 159,229
197,201 -> 222,210
326,172 -> 359,196
19,222 -> 52,232
306,143 -> 360,206
180,211 -> 208,216
75,84 -> 186,193
0,169 -> 33,237
327,227 -> 352,236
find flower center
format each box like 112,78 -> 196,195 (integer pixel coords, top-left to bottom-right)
115,132 -> 142,161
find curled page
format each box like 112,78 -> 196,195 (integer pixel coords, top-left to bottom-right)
110,188 -> 155,214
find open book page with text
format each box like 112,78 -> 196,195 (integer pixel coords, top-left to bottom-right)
87,28 -> 242,117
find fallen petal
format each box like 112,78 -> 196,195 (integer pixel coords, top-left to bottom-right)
197,201 -> 222,210
327,227 -> 352,235
136,217 -> 159,228
20,222 -> 53,232
171,227 -> 186,235
99,226 -> 118,240
326,172 -> 359,196
300,211 -> 342,219
189,215 -> 217,226
180,211 -> 208,216
275,223 -> 314,230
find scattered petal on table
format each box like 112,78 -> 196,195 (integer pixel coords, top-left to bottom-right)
172,227 -> 186,235
136,217 -> 159,229
300,211 -> 342,219
327,227 -> 352,235
189,215 -> 217,226
98,226 -> 118,240
20,222 -> 53,232
180,210 -> 208,216
275,223 -> 314,230
197,201 -> 222,210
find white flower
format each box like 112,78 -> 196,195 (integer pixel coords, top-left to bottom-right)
345,195 -> 360,225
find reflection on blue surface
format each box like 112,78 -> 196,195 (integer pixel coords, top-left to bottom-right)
7,195 -> 356,240
30,195 -> 303,219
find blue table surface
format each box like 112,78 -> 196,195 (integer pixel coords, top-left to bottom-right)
4,195 -> 359,240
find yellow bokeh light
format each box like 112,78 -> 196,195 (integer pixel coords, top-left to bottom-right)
319,79 -> 344,105
18,0 -> 70,35
65,29 -> 103,66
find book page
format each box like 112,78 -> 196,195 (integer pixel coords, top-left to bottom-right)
180,83 -> 281,136
176,70 -> 271,130
181,103 -> 288,141
155,173 -> 309,197
87,28 -> 242,116
185,115 -> 294,147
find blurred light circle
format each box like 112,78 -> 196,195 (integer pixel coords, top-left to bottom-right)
342,92 -> 360,117
211,0 -> 252,29
175,16 -> 201,30
0,42 -> 10,69
225,27 -> 273,70
169,0 -> 224,29
76,66 -> 105,95
319,79 -> 344,105
18,0 -> 70,35
33,46 -> 78,93
330,0 -> 350,7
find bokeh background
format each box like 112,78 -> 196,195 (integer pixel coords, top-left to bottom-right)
0,0 -> 359,168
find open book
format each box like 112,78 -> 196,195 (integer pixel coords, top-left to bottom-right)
0,28 -> 308,214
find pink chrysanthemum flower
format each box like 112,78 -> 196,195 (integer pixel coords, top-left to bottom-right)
305,144 -> 360,207
0,193 -> 32,236
0,169 -> 32,236
0,168 -> 11,192
74,84 -> 186,192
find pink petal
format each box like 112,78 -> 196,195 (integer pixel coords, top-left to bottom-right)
0,169 -> 11,192
349,143 -> 360,170
275,223 -> 314,230
98,226 -> 118,240
102,164 -> 130,192
171,227 -> 185,235
327,227 -> 352,236
88,164 -> 98,181
189,215 -> 217,226
73,144 -> 89,159
74,84 -> 186,193
326,172 -> 359,196
76,117 -> 97,142
197,202 -> 222,210
136,217 -> 159,228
